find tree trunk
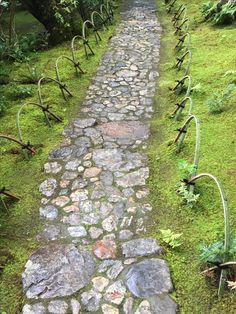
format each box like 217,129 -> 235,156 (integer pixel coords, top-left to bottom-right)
20,0 -> 83,45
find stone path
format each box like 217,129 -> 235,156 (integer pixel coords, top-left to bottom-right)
22,1 -> 177,313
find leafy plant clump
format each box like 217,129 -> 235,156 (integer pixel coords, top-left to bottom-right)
199,237 -> 236,264
206,83 -> 235,113
160,229 -> 183,248
10,85 -> 33,100
20,64 -> 44,84
202,1 -> 236,25
178,159 -> 197,180
177,182 -> 200,208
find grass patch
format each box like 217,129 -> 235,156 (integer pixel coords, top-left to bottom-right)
148,0 -> 236,313
0,9 -> 119,314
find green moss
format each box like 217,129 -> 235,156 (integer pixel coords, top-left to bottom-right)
0,8 -> 119,313
148,0 -> 236,312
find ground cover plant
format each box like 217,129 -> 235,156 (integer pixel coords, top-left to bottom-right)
148,0 -> 236,312
0,2 -> 119,313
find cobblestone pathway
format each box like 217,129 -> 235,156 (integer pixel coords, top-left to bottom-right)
22,1 -> 177,313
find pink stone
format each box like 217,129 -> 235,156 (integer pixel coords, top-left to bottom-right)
93,240 -> 117,260
98,121 -> 149,140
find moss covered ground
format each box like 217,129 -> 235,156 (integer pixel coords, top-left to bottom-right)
0,10 -> 118,314
148,0 -> 236,313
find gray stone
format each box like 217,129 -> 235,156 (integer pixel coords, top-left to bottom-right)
37,224 -> 61,242
22,303 -> 46,314
92,276 -> 109,292
74,118 -> 96,128
49,147 -> 73,160
79,200 -> 94,213
123,297 -> 134,314
48,300 -> 68,314
71,189 -> 88,202
116,168 -> 149,188
68,226 -> 87,237
134,300 -> 152,314
102,215 -> 118,232
65,159 -> 81,171
61,171 -> 78,180
39,178 -> 57,197
150,295 -> 177,314
126,259 -> 173,297
81,290 -> 102,312
39,205 -> 58,220
100,171 -> 114,186
44,162 -> 62,174
107,260 -> 124,279
122,238 -> 162,258
93,149 -> 123,171
104,280 -> 126,305
113,202 -> 125,218
102,304 -> 119,314
98,260 -> 116,273
89,227 -> 103,239
119,230 -> 134,241
71,299 -> 81,314
22,244 -> 95,299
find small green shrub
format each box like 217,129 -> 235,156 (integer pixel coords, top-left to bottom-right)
206,83 -> 235,113
213,3 -> 236,25
0,31 -> 49,61
199,237 -> 236,264
178,159 -> 197,180
202,1 -> 236,24
20,64 -> 44,84
11,86 -> 33,100
202,1 -> 216,20
160,229 -> 183,248
177,182 -> 200,208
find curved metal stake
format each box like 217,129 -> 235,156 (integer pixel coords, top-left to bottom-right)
55,55 -> 84,84
38,77 -> 73,107
167,0 -> 178,13
82,20 -> 102,46
171,75 -> 192,97
175,50 -> 192,76
187,173 -> 231,296
171,96 -> 193,120
175,18 -> 190,36
174,115 -> 201,187
16,102 -> 62,142
175,32 -> 191,53
91,11 -> 108,31
0,134 -> 35,159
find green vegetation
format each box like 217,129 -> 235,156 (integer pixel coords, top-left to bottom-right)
160,229 -> 183,248
206,83 -> 235,113
0,6 -> 118,314
148,0 -> 236,312
202,1 -> 236,25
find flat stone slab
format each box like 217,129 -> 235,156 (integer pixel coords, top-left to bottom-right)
122,238 -> 162,258
98,121 -> 149,140
22,244 -> 95,299
126,259 -> 173,297
150,295 -> 177,314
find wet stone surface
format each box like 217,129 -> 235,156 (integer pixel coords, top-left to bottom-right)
22,0 -> 176,312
